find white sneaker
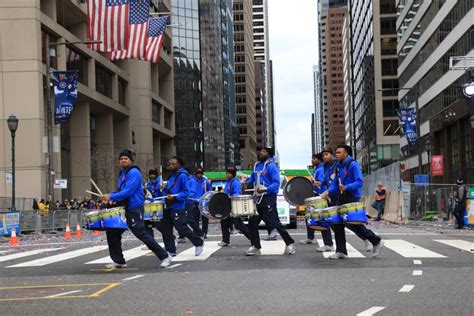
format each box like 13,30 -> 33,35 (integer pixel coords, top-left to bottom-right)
316,245 -> 335,252
245,246 -> 261,256
177,238 -> 186,244
372,239 -> 385,258
160,255 -> 172,268
284,243 -> 296,255
195,245 -> 204,256
218,241 -> 230,247
365,239 -> 374,252
329,252 -> 347,260
141,245 -> 149,251
299,239 -> 315,244
268,229 -> 278,238
105,262 -> 127,269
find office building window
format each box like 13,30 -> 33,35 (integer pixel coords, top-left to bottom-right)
164,109 -> 172,130
66,47 -> 88,85
118,78 -> 127,106
95,65 -> 112,98
152,101 -> 162,124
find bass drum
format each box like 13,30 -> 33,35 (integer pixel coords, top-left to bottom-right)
198,191 -> 231,220
283,176 -> 314,206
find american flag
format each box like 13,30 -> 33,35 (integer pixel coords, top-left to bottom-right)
109,0 -> 150,60
87,0 -> 130,52
145,16 -> 169,63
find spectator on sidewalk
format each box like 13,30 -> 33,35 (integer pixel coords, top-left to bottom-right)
38,199 -> 49,216
454,178 -> 467,229
371,183 -> 386,221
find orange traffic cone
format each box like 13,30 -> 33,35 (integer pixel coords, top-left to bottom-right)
8,227 -> 19,247
64,224 -> 72,239
75,223 -> 82,238
93,230 -> 101,236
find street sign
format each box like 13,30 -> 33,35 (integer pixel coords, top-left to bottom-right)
54,179 -> 68,189
414,174 -> 429,186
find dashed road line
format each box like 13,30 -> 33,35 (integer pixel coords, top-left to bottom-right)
46,290 -> 83,298
167,263 -> 183,269
356,306 -> 386,316
122,274 -> 145,281
399,285 -> 415,292
413,260 -> 422,265
413,270 -> 423,276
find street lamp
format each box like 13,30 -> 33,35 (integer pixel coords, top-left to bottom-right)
7,115 -> 19,211
462,82 -> 474,98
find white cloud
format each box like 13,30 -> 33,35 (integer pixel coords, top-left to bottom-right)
269,0 -> 319,169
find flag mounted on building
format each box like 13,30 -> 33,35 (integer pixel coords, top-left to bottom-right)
397,108 -> 417,146
87,0 -> 149,53
110,15 -> 169,62
53,71 -> 79,125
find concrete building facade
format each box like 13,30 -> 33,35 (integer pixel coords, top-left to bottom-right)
313,65 -> 324,153
234,0 -> 257,168
0,0 -> 175,203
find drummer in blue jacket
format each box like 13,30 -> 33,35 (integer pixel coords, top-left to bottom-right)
300,153 -> 325,245
321,145 -> 384,259
161,156 -> 204,256
219,167 -> 252,246
244,147 -> 296,256
145,168 -> 162,199
101,149 -> 171,269
189,169 -> 211,239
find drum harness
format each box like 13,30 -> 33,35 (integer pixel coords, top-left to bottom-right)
253,159 -> 272,205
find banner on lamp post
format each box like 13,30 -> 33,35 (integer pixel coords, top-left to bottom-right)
431,155 -> 444,176
397,108 -> 417,146
53,71 -> 78,125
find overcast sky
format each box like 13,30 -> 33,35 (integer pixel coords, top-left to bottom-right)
268,0 -> 319,169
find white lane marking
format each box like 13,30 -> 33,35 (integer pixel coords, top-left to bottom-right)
0,250 -> 12,255
174,241 -> 222,261
122,274 -> 145,281
0,248 -> 64,263
344,228 -> 355,235
399,285 -> 415,292
435,240 -> 474,253
317,239 -> 365,258
413,260 -> 422,265
259,240 -> 287,255
356,306 -> 386,316
413,270 -> 423,276
6,246 -> 108,267
167,263 -> 182,269
384,240 -> 446,258
85,246 -> 151,265
46,290 -> 83,298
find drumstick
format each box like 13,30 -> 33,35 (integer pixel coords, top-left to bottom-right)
245,189 -> 256,192
186,197 -> 199,201
154,194 -> 178,200
85,190 -> 102,198
90,179 -> 104,196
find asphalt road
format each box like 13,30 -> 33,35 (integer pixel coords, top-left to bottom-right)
0,222 -> 473,316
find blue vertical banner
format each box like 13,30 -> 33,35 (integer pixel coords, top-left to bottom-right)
53,71 -> 78,125
397,108 -> 417,146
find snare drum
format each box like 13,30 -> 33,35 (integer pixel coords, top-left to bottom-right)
338,202 -> 368,224
83,210 -> 102,230
199,191 -> 231,220
320,206 -> 342,224
307,209 -> 329,231
231,195 -> 257,217
99,207 -> 128,230
144,200 -> 164,222
304,196 -> 328,213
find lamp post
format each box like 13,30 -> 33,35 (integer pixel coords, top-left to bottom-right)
7,115 -> 19,211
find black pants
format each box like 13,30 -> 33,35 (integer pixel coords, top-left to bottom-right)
332,224 -> 381,255
106,207 -> 168,263
305,222 -> 333,246
221,217 -> 251,244
248,195 -> 294,249
454,202 -> 465,228
159,208 -> 203,254
184,204 -> 204,237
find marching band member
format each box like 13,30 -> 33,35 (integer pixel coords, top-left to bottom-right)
219,167 -> 252,246
146,168 -> 162,199
245,147 -> 296,256
160,156 -> 204,256
101,149 -> 172,268
300,152 -> 325,245
190,169 -> 211,239
321,145 -> 384,259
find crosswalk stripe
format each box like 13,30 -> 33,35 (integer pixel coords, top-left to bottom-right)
0,248 -> 63,263
174,241 -> 221,261
434,240 -> 474,253
384,240 -> 446,258
6,246 -> 108,268
85,246 -> 151,265
317,239 -> 365,258
259,240 -> 287,255
0,250 -> 12,255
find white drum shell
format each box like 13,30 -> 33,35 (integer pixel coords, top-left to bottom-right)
231,195 -> 256,217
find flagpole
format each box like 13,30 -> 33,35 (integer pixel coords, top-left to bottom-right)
45,39 -> 101,208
